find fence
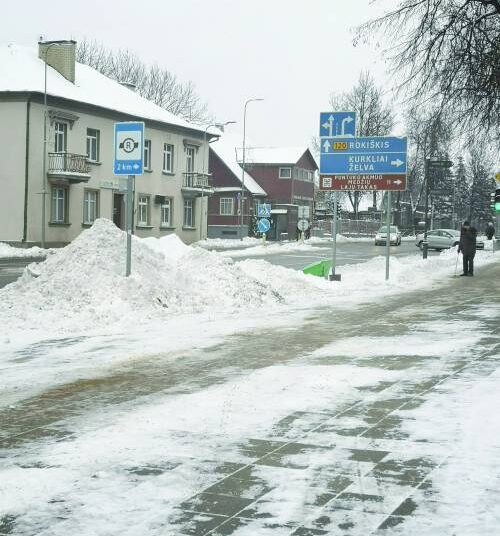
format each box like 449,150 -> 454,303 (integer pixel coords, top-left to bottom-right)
313,219 -> 382,236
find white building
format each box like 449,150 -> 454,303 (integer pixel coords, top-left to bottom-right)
0,40 -> 216,246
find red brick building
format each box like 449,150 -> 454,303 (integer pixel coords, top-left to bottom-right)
207,138 -> 266,239
207,137 -> 318,240
243,147 -> 318,239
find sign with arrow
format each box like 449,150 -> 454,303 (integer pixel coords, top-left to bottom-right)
320,174 -> 406,191
319,112 -> 356,138
320,136 -> 407,175
114,122 -> 144,175
428,159 -> 453,169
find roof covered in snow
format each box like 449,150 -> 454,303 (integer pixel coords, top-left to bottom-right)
242,146 -> 317,168
210,134 -> 267,196
0,45 -> 206,135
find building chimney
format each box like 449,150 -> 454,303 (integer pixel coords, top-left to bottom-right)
38,40 -> 76,83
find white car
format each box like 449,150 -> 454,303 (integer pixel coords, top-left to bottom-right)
374,225 -> 402,246
416,228 -> 485,250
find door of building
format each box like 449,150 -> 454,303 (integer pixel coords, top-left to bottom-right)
113,193 -> 125,229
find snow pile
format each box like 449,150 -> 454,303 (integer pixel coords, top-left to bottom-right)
0,242 -> 50,259
0,220 -> 327,335
220,240 -> 321,257
195,236 -> 262,249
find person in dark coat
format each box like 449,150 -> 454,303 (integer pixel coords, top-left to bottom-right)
458,220 -> 478,276
485,222 -> 495,240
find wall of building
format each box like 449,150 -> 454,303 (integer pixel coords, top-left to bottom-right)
0,100 -> 28,242
19,99 -> 209,246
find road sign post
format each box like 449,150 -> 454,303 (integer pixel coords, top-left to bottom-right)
330,192 -> 341,281
114,122 -> 144,277
319,125 -> 408,280
385,190 -> 391,281
319,111 -> 356,282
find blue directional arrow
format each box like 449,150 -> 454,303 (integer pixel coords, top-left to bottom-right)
320,136 -> 407,154
257,218 -> 271,233
320,136 -> 408,175
319,112 -> 356,137
320,152 -> 407,175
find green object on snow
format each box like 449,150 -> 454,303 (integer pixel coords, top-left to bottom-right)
303,259 -> 332,278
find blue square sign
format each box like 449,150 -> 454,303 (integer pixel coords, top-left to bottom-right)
114,122 -> 144,175
319,112 -> 356,138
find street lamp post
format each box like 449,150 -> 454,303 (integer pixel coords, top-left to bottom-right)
200,120 -> 236,241
41,41 -> 59,248
239,98 -> 263,239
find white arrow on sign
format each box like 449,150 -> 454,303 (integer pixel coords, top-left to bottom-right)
391,159 -> 404,167
322,140 -> 331,153
322,115 -> 334,137
341,115 -> 354,135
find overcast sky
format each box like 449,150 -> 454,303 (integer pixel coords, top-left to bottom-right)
4,0 -> 397,148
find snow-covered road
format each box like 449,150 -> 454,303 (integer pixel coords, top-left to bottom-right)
1,259 -> 499,535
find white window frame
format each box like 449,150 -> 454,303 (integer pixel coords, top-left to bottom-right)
186,146 -> 195,174
83,189 -> 98,224
279,167 -> 291,179
54,122 -> 67,153
137,195 -> 151,226
219,197 -> 234,216
144,139 -> 151,170
51,186 -> 68,223
86,128 -> 100,162
163,143 -> 174,173
160,198 -> 172,227
183,198 -> 194,227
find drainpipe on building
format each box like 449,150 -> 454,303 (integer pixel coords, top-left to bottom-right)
23,98 -> 31,243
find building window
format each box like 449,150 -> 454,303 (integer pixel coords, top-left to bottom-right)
86,128 -> 100,162
160,198 -> 172,227
137,195 -> 150,226
54,122 -> 67,153
51,186 -> 68,223
186,146 -> 195,174
220,197 -> 234,215
279,167 -> 291,179
183,198 -> 194,227
144,140 -> 151,170
163,143 -> 174,173
83,190 -> 98,224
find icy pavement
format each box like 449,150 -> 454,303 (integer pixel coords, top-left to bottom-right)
1,261 -> 499,535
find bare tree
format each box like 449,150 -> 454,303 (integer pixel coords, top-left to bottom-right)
328,71 -> 394,217
357,0 -> 500,140
465,141 -> 496,228
402,107 -> 454,229
76,39 -> 211,125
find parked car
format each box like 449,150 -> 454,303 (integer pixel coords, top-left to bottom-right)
415,228 -> 484,250
374,225 -> 402,246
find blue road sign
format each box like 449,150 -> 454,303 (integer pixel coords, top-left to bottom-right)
320,136 -> 408,175
257,218 -> 271,233
257,203 -> 272,218
114,122 -> 144,175
319,112 -> 356,138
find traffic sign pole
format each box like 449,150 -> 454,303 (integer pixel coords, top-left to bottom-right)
330,192 -> 341,281
385,190 -> 391,281
114,121 -> 144,277
126,175 -> 133,277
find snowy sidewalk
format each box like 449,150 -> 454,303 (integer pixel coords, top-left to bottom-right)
1,262 -> 499,535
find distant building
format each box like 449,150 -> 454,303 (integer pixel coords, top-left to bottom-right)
207,137 -> 267,239
242,146 -> 318,239
0,41 -> 215,246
